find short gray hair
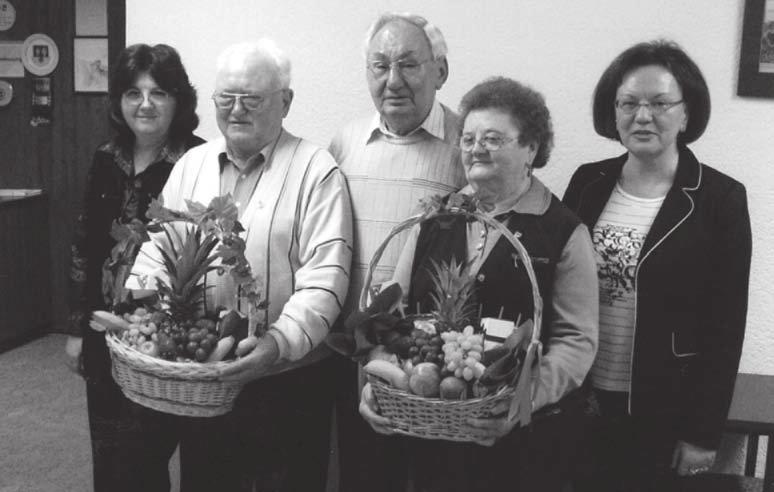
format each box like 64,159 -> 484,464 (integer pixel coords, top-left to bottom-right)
216,39 -> 292,89
363,12 -> 448,60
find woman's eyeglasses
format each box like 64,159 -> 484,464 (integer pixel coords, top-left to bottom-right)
122,88 -> 173,105
615,99 -> 684,116
459,134 -> 517,152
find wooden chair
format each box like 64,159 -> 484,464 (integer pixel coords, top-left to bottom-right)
726,373 -> 774,492
676,473 -> 762,492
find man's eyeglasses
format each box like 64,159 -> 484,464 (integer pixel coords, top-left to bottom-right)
211,89 -> 283,112
615,99 -> 684,116
122,88 -> 173,105
459,134 -> 517,153
366,58 -> 432,79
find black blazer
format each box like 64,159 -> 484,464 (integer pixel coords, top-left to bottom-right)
562,145 -> 751,449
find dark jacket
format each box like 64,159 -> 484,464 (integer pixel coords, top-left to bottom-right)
562,145 -> 751,449
68,134 -> 205,336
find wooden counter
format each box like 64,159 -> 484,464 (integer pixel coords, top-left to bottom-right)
0,193 -> 51,351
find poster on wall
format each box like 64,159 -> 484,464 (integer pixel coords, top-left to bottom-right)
75,0 -> 107,36
74,37 -> 108,93
759,0 -> 774,73
739,0 -> 774,97
0,41 -> 23,77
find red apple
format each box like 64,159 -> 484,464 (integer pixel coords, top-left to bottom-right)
409,362 -> 441,397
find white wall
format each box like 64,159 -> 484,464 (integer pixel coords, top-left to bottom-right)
128,1 -> 774,377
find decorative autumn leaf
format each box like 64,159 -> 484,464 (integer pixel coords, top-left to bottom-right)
185,199 -> 210,222
207,195 -> 240,233
147,197 -> 188,223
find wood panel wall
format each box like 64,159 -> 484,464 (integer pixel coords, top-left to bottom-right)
0,0 -> 125,332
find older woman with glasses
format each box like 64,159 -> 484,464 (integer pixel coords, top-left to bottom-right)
64,43 -> 203,491
359,76 -> 598,492
563,40 -> 751,491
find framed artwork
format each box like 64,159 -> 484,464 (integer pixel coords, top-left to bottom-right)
738,0 -> 774,97
75,0 -> 107,36
74,37 -> 108,93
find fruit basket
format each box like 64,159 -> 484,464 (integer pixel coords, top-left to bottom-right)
98,196 -> 264,417
106,332 -> 242,417
359,195 -> 543,442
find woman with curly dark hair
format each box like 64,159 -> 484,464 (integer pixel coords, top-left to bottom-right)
359,77 -> 599,492
64,43 -> 203,492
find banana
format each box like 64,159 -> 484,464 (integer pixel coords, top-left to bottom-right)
92,311 -> 131,333
364,359 -> 410,391
207,336 -> 235,362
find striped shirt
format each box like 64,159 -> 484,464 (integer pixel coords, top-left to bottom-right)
591,183 -> 665,392
330,100 -> 466,314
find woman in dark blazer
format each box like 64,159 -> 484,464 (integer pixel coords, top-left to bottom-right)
563,40 -> 751,491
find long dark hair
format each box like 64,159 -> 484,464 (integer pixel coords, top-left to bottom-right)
109,43 -> 199,147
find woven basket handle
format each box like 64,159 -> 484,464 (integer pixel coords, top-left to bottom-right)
359,208 -> 543,347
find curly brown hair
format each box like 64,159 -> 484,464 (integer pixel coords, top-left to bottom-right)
458,76 -> 553,169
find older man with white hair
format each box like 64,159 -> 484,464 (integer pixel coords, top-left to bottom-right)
128,39 -> 352,491
329,12 -> 466,492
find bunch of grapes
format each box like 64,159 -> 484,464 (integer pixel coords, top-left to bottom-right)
441,325 -> 486,381
159,318 -> 218,362
384,319 -> 445,369
405,327 -> 444,367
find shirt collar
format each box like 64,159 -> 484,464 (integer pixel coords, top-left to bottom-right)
101,138 -> 187,176
365,98 -> 446,144
460,176 -> 551,216
218,139 -> 273,173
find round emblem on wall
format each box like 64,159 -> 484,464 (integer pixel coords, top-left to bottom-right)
0,0 -> 16,31
22,33 -> 59,76
0,80 -> 12,106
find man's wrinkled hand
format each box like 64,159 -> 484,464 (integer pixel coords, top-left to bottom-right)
219,335 -> 279,384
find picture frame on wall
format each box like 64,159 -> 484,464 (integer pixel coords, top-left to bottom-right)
75,0 -> 108,36
738,0 -> 774,97
74,37 -> 108,94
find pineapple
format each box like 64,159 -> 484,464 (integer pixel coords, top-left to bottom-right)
426,258 -> 478,331
155,224 -> 220,322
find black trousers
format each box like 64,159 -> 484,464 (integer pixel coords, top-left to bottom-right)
83,329 -> 179,492
179,356 -> 337,492
573,389 -> 691,492
334,355 -> 399,492
335,353 -> 586,492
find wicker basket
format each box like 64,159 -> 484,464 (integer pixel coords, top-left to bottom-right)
362,206 -> 543,441
106,333 -> 243,417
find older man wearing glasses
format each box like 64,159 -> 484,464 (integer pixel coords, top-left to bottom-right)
128,39 -> 352,491
328,12 -> 466,492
